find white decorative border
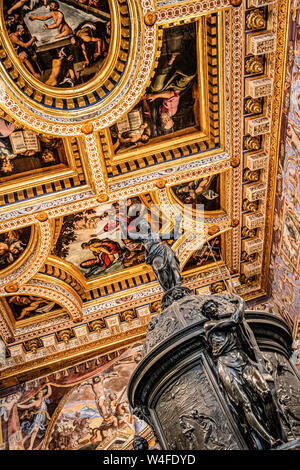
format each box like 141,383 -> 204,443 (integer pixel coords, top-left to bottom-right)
230,5 -> 243,271
109,154 -> 230,194
0,300 -> 14,340
108,152 -> 230,191
85,135 -> 107,194
14,314 -> 70,342
156,0 -> 230,22
0,190 -> 95,222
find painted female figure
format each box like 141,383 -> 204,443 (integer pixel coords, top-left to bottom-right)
17,383 -> 52,450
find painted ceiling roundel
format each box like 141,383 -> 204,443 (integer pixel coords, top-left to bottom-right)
0,0 -> 155,127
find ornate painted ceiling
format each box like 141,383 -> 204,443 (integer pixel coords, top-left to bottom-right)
0,0 -> 291,389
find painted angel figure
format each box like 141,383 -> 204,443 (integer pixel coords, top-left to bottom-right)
116,212 -> 183,292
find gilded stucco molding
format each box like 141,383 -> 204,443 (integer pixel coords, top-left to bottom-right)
40,259 -> 86,299
230,4 -> 244,272
84,134 -> 108,196
0,191 -> 96,227
0,0 -> 156,132
13,314 -> 70,344
0,270 -> 239,376
155,0 -> 231,22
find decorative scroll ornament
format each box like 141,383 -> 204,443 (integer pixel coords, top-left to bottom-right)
246,9 -> 265,30
246,56 -> 264,74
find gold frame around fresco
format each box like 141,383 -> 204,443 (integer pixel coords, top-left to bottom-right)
0,0 -> 123,114
102,12 -> 226,169
0,136 -> 81,197
54,255 -> 155,291
46,229 -> 231,296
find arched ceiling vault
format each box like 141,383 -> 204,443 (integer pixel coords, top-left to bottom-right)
0,0 -> 291,387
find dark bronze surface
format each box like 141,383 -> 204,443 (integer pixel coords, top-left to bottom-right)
129,301 -> 300,450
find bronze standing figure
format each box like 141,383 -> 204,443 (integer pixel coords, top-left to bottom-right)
116,213 -> 183,292
201,294 -> 286,449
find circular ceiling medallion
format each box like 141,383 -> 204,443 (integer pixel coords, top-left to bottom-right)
0,0 -> 157,130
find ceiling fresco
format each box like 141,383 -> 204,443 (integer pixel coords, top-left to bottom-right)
52,197 -> 150,279
0,0 -> 296,390
181,234 -> 223,274
4,0 -> 111,88
170,174 -> 221,211
109,21 -> 199,154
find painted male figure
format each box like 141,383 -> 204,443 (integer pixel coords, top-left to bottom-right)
30,1 -> 72,39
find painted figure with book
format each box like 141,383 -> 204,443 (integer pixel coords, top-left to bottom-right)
6,295 -> 61,321
182,236 -> 222,273
0,118 -> 65,179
